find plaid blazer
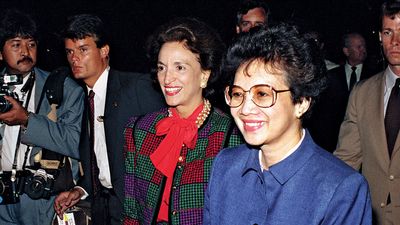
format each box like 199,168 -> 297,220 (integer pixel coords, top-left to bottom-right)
123,107 -> 243,225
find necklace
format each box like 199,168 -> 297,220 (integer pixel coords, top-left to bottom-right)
168,99 -> 211,128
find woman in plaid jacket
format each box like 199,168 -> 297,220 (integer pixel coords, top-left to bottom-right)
123,17 -> 243,225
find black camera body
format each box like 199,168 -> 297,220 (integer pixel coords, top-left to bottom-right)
0,73 -> 22,113
21,168 -> 55,200
0,171 -> 25,205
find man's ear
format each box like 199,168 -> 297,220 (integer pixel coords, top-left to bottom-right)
379,32 -> 382,42
236,26 -> 240,34
100,44 -> 110,58
342,47 -> 350,57
0,51 -> 3,61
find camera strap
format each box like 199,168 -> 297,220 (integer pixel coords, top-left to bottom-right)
10,70 -> 35,181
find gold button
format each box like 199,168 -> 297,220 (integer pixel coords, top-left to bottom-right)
178,156 -> 184,162
177,165 -> 183,169
172,186 -> 177,190
172,210 -> 177,215
380,202 -> 385,208
389,175 -> 395,180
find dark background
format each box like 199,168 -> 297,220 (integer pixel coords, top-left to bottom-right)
0,0 -> 385,73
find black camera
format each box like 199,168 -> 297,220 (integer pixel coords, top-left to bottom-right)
0,171 -> 25,205
0,73 -> 22,113
21,168 -> 55,200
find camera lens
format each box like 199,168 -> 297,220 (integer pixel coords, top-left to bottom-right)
25,176 -> 46,200
0,96 -> 12,113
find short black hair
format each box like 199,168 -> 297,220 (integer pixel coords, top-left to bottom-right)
236,0 -> 270,25
380,0 -> 400,30
224,23 -> 327,119
61,14 -> 108,48
146,17 -> 225,101
0,9 -> 38,51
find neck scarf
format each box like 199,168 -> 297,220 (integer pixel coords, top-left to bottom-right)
151,103 -> 204,222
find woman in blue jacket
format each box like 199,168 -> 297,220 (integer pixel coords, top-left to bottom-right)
203,23 -> 372,225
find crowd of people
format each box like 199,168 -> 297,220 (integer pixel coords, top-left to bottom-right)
0,0 -> 399,225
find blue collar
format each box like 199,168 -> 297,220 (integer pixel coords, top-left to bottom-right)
241,130 -> 317,185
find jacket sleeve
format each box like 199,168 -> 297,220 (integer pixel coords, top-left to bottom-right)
21,77 -> 85,159
334,84 -> 363,170
322,173 -> 372,225
123,116 -> 141,224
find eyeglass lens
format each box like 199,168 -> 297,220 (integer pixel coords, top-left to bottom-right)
227,85 -> 275,108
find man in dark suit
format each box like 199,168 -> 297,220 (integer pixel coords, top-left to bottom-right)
53,14 -> 165,225
307,32 -> 379,152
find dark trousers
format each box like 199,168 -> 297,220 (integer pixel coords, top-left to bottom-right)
92,187 -> 123,225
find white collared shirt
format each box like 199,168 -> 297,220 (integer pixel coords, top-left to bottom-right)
345,63 -> 363,89
87,66 -> 112,189
1,72 -> 36,171
384,66 -> 400,116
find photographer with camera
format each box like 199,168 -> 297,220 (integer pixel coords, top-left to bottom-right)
0,9 -> 85,225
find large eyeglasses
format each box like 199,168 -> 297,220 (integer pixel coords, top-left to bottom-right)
225,84 -> 291,108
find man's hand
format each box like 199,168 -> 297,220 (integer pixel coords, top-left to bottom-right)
54,188 -> 84,219
0,96 -> 29,126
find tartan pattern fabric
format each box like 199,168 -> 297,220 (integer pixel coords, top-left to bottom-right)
123,107 -> 243,225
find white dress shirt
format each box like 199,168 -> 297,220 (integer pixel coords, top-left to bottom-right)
87,66 -> 112,189
1,73 -> 35,171
384,66 -> 400,116
345,63 -> 363,89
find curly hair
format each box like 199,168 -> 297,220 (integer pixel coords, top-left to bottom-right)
0,9 -> 38,51
224,23 -> 327,119
146,17 -> 225,102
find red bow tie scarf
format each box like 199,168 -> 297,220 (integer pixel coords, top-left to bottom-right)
150,104 -> 204,222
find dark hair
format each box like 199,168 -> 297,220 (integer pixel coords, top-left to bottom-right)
224,23 -> 327,119
236,0 -> 270,25
0,9 -> 38,51
61,14 -> 108,48
380,0 -> 400,30
146,17 -> 225,101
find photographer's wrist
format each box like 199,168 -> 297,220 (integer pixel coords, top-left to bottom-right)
22,111 -> 31,130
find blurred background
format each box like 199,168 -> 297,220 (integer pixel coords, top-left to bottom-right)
0,0 -> 385,73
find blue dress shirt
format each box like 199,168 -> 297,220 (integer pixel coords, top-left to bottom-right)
204,131 -> 372,225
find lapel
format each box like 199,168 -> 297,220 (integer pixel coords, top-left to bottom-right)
104,69 -> 121,131
360,64 -> 374,81
368,73 -> 391,164
29,68 -> 48,157
393,128 -> 400,159
35,68 -> 46,110
360,66 -> 368,81
390,78 -> 400,159
338,66 -> 350,92
34,68 -> 47,113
